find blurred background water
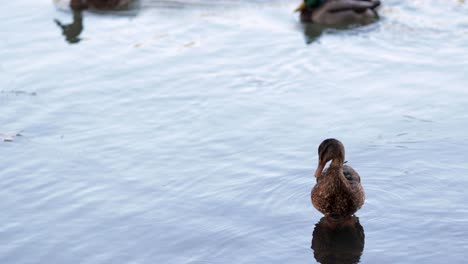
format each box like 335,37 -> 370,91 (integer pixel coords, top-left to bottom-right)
1,0 -> 468,263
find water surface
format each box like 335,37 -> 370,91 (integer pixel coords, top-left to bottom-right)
1,0 -> 468,263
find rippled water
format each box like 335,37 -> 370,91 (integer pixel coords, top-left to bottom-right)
1,0 -> 468,263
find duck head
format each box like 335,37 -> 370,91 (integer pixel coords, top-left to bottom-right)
315,138 -> 345,177
295,0 -> 326,12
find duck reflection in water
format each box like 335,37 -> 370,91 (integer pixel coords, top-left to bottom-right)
301,23 -> 326,44
54,0 -> 137,44
54,9 -> 83,44
68,0 -> 134,10
311,216 -> 365,264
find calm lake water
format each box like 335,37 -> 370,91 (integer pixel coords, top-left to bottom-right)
1,0 -> 468,263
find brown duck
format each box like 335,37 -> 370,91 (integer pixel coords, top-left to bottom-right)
312,139 -> 365,219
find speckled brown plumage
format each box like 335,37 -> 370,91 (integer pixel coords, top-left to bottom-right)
312,139 -> 365,219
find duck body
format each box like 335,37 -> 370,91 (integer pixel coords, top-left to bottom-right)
312,164 -> 364,218
297,0 -> 381,26
69,0 -> 134,10
312,139 -> 365,219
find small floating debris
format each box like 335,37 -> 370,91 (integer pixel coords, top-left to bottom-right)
183,41 -> 195,48
0,131 -> 22,142
1,90 -> 37,96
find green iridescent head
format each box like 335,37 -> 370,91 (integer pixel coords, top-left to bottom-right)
295,0 -> 326,12
305,0 -> 326,8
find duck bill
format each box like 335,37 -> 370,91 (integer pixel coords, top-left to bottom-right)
315,161 -> 325,178
294,2 -> 306,12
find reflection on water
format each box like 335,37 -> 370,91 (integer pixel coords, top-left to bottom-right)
301,23 -> 325,44
312,216 -> 365,264
54,10 -> 83,44
53,0 -> 140,44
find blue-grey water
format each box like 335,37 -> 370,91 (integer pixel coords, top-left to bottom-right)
1,0 -> 468,263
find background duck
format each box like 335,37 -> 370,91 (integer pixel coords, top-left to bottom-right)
69,0 -> 134,10
296,0 -> 381,26
312,139 -> 365,220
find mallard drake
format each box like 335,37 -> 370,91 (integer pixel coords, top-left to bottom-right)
295,0 -> 381,26
312,139 -> 365,219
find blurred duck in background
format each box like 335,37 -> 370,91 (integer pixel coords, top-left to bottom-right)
296,0 -> 381,26
69,0 -> 135,10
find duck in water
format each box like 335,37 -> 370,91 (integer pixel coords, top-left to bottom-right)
69,0 -> 134,10
296,0 -> 381,26
312,139 -> 365,220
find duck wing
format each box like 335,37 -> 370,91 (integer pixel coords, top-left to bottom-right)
343,165 -> 361,190
325,0 -> 380,13
343,165 -> 365,211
